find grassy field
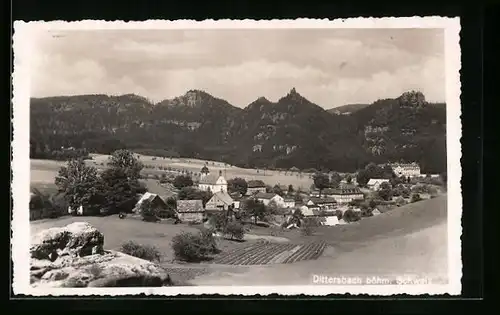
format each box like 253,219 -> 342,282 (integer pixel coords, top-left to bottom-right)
190,196 -> 449,285
31,153 -> 314,192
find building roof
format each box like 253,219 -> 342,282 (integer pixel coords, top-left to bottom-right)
211,191 -> 234,206
199,174 -> 224,185
308,197 -> 337,205
136,192 -> 164,207
326,185 -> 363,195
324,216 -> 340,226
255,192 -> 277,200
367,178 -> 390,185
284,198 -> 295,202
176,200 -> 204,213
300,206 -> 315,216
247,180 -> 266,188
390,162 -> 420,168
229,192 -> 243,200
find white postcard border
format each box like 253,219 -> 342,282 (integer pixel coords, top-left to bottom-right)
12,17 -> 462,296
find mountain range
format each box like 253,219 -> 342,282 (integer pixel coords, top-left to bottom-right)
30,88 -> 447,173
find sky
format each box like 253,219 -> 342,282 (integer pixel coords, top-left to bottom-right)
30,28 -> 445,109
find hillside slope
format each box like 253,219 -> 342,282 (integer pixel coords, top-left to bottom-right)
30,90 -> 446,173
190,196 -> 448,286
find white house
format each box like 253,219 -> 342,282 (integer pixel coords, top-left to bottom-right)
246,180 -> 267,196
327,186 -> 364,204
390,162 -> 421,177
306,197 -> 337,211
205,191 -> 234,211
323,216 -> 340,226
367,179 -> 390,191
299,205 -> 319,217
198,170 -> 228,193
255,192 -> 285,207
283,198 -> 295,208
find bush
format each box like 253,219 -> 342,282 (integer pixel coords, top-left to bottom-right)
411,193 -> 422,203
209,212 -> 228,232
225,221 -> 245,241
171,231 -> 219,262
301,217 -> 323,236
343,209 -> 361,223
120,241 -> 162,262
139,200 -> 160,222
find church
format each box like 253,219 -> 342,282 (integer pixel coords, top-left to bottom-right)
197,164 -> 228,193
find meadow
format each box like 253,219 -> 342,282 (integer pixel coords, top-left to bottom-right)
30,153 -> 314,194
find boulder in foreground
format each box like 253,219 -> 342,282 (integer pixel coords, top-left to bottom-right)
30,222 -> 169,288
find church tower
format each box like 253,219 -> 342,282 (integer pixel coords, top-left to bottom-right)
200,163 -> 210,180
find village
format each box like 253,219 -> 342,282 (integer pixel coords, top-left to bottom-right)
30,154 -> 443,231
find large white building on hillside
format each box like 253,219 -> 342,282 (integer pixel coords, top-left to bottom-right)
198,166 -> 228,193
390,162 -> 421,177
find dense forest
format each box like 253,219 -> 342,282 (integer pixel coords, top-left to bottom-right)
30,89 -> 447,173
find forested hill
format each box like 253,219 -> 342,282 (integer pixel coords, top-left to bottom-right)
30,89 -> 447,173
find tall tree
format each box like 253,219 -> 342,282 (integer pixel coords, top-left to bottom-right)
242,198 -> 267,224
173,175 -> 194,189
55,159 -> 101,214
330,172 -> 342,188
108,149 -> 143,180
313,172 -> 330,197
99,167 -> 146,214
227,177 -> 248,196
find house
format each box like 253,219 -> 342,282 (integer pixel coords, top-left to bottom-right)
67,205 -> 90,216
367,179 -> 390,191
246,180 -> 267,196
306,197 -> 337,211
390,162 -> 421,177
198,170 -> 228,193
134,192 -> 168,213
309,189 -> 321,197
176,200 -> 205,223
30,192 -> 44,220
255,192 -> 285,207
299,205 -> 320,217
371,208 -> 381,216
205,190 -> 235,212
229,192 -> 243,210
323,216 -> 340,226
326,185 -> 364,204
283,198 -> 295,208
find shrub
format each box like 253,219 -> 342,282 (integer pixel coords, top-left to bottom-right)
139,200 -> 160,222
120,241 -> 162,262
199,228 -> 219,253
225,221 -> 245,241
411,193 -> 422,203
343,209 -> 361,223
301,217 -> 323,236
171,231 -> 218,262
173,175 -> 193,189
209,212 -> 228,232
335,209 -> 343,220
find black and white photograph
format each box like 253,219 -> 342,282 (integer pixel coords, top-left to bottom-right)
12,18 -> 462,295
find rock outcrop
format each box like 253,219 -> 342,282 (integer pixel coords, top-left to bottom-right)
30,222 -> 168,288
